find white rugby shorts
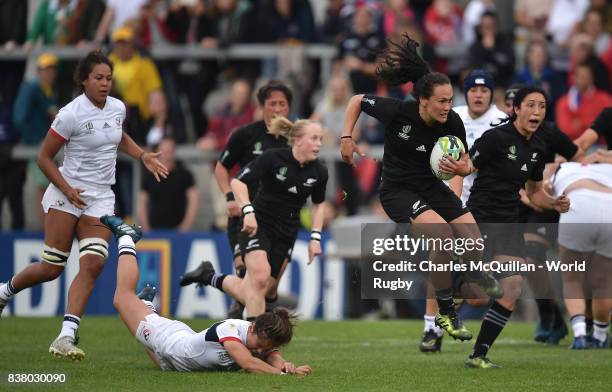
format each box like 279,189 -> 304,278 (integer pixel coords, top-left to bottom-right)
42,182 -> 115,218
558,189 -> 612,257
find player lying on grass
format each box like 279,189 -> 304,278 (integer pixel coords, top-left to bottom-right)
100,215 -> 312,375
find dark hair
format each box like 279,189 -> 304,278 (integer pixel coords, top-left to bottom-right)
376,34 -> 450,100
253,308 -> 297,347
509,85 -> 548,121
73,50 -> 113,90
256,80 -> 293,106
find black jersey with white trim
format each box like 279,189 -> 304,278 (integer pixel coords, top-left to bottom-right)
590,107 -> 612,149
467,123 -> 548,221
237,148 -> 328,228
218,120 -> 289,196
360,95 -> 468,187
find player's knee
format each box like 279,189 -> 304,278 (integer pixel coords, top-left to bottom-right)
41,244 -> 70,267
501,274 -> 523,301
79,238 -> 109,261
249,269 -> 270,291
80,254 -> 106,277
525,241 -> 547,264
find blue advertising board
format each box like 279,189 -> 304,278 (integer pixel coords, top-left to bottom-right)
0,231 -> 345,319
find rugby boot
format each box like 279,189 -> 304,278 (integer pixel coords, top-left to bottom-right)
180,261 -> 215,287
100,215 -> 142,243
569,336 -> 589,350
462,270 -> 504,299
465,356 -> 501,369
49,335 -> 85,361
419,329 -> 443,352
435,311 -> 472,341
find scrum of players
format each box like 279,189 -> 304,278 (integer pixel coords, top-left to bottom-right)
0,34 -> 611,373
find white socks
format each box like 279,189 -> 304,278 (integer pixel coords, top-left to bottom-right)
58,314 -> 81,340
424,315 -> 443,336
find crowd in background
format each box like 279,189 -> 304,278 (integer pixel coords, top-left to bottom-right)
0,0 -> 611,232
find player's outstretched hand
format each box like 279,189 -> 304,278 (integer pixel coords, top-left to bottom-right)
142,151 -> 170,182
242,213 -> 258,236
308,240 -> 321,265
554,195 -> 570,213
227,200 -> 241,217
293,365 -> 312,376
340,138 -> 366,167
64,187 -> 87,209
439,151 -> 471,177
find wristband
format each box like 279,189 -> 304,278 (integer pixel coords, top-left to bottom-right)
311,230 -> 321,241
226,192 -> 235,202
340,136 -> 352,140
242,204 -> 254,215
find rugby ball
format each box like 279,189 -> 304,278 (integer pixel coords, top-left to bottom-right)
430,135 -> 465,181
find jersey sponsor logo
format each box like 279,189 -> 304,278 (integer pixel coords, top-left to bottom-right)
246,238 -> 260,250
362,97 -> 376,106
54,199 -> 65,207
531,152 -> 538,162
521,163 -> 528,171
142,328 -> 151,341
252,141 -> 263,155
103,122 -> 111,129
115,116 -> 122,127
276,166 -> 288,181
288,186 -> 298,194
303,178 -> 317,187
507,145 -> 517,160
472,150 -> 480,160
412,200 -> 427,214
416,145 -> 426,152
217,351 -> 232,364
398,125 -> 411,140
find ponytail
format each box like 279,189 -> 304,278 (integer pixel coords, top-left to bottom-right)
376,34 -> 450,100
270,116 -> 313,146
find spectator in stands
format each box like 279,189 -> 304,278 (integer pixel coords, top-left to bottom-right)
145,90 -> 185,148
567,33 -> 610,92
66,0 -> 106,47
579,8 -> 610,57
591,0 -> 612,33
260,0 -> 316,43
23,0 -> 78,49
423,0 -> 463,74
198,0 -> 251,48
556,63 -> 612,140
320,0 -> 352,44
109,26 -> 163,145
382,0 -> 415,38
339,5 -> 385,95
197,79 -> 254,152
93,0 -> 148,45
138,137 -> 198,231
514,39 -> 565,119
12,54 -> 59,227
133,0 -> 182,48
468,10 -> 515,88
546,0 -> 590,47
513,0 -> 553,38
462,0 -> 496,45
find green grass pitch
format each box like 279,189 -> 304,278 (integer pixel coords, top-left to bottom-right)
1,317 -> 610,391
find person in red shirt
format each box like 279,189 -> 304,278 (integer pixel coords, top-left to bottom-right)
556,63 -> 612,140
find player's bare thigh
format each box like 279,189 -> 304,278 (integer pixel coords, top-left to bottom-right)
75,215 -> 112,244
44,208 -> 78,252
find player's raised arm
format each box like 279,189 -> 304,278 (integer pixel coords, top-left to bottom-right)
340,94 -> 366,166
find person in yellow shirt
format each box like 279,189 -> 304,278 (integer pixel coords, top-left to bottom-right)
109,26 -> 162,144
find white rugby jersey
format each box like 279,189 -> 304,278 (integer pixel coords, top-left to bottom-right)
452,104 -> 508,204
164,319 -> 253,372
50,94 -> 125,187
552,162 -> 612,196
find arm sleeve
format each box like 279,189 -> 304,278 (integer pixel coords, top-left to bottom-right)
530,158 -> 545,182
236,150 -> 273,184
218,128 -> 246,169
550,126 -> 578,160
49,107 -> 78,141
311,165 -> 329,204
590,107 -> 612,137
360,95 -> 402,127
469,130 -> 496,169
217,321 -> 243,344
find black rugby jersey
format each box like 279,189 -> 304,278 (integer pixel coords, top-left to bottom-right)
467,122 -> 547,222
360,95 -> 468,187
218,120 -> 289,196
237,148 -> 328,227
539,121 -> 578,163
590,107 -> 612,149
